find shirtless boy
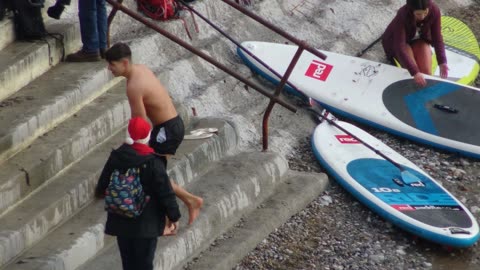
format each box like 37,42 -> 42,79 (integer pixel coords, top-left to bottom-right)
105,43 -> 203,227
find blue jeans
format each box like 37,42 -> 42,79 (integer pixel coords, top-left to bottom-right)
78,0 -> 107,53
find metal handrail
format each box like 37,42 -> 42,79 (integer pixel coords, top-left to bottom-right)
106,0 -> 124,48
178,0 -> 327,150
106,0 -> 327,151
105,0 -> 296,108
177,0 -> 301,94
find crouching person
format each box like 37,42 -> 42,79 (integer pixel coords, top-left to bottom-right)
95,117 -> 181,270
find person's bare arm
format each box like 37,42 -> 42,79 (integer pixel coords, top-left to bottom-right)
127,86 -> 148,120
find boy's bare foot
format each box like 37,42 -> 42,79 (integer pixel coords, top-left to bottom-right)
187,196 -> 204,225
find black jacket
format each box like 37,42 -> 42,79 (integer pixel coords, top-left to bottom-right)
95,144 -> 181,238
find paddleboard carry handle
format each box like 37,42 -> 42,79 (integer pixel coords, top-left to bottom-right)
434,104 -> 459,114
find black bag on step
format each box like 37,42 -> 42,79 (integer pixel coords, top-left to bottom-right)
11,0 -> 47,40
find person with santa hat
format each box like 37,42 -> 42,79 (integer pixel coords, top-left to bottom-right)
95,117 -> 181,270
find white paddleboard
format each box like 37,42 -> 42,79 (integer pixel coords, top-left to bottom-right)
312,116 -> 479,247
237,41 -> 480,159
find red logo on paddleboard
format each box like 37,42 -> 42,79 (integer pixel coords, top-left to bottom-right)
391,205 -> 415,211
305,60 -> 333,81
335,135 -> 360,144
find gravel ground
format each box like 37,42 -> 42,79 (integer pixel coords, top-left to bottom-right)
234,3 -> 480,270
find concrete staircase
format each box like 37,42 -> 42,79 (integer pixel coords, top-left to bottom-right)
0,1 -> 329,269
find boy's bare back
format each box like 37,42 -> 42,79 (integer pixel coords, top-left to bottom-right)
126,64 -> 177,125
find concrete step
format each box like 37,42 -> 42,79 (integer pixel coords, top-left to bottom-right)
0,60 -> 119,163
0,117 -> 237,269
184,171 -> 329,270
0,16 -> 15,51
0,20 -> 81,102
0,83 -> 129,217
0,26 -> 242,218
6,200 -> 110,270
78,150 -> 289,270
0,16 -> 238,164
165,117 -> 238,187
0,129 -> 118,268
0,0 -> 261,164
0,61 -> 201,216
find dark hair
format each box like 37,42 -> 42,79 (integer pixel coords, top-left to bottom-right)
105,42 -> 132,62
406,0 -> 429,10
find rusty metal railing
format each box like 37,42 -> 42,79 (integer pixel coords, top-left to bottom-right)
106,0 -> 327,151
107,0 -> 124,48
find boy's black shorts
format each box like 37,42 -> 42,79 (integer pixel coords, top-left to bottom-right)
149,115 -> 185,157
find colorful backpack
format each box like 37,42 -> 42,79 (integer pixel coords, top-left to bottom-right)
104,166 -> 151,218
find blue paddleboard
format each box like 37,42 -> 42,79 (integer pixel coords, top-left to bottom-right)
311,116 -> 479,247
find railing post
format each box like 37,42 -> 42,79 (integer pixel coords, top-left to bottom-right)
263,45 -> 305,151
104,0 -> 323,151
107,0 -> 124,48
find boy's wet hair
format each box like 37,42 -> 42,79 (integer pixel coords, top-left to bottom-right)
406,0 -> 429,10
105,43 -> 132,62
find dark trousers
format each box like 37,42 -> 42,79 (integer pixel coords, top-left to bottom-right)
117,237 -> 158,270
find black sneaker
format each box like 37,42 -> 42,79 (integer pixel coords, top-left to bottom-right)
66,50 -> 100,62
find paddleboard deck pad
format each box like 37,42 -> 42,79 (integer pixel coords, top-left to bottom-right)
383,79 -> 480,146
311,117 -> 479,247
237,41 -> 480,159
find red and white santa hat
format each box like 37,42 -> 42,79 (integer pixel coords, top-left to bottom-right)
125,117 -> 151,145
